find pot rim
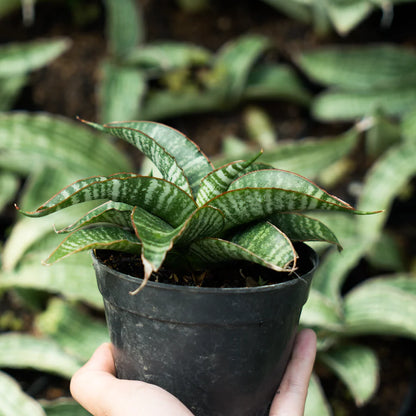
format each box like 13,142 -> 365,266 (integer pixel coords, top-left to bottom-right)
92,243 -> 318,295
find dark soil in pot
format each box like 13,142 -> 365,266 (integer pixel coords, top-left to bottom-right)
93,243 -> 318,416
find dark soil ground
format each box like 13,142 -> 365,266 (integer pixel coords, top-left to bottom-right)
1,0 -> 416,415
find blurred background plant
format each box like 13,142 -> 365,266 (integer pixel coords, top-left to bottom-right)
0,1 -> 415,415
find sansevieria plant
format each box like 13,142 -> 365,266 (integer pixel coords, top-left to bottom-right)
18,120 -> 375,293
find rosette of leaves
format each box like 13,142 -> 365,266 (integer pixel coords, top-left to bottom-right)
18,120 -> 375,294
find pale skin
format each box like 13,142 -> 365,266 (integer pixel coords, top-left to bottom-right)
70,328 -> 317,416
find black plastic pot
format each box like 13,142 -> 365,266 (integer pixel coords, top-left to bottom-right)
92,243 -> 318,416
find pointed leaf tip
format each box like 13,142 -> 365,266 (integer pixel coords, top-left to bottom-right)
129,257 -> 153,295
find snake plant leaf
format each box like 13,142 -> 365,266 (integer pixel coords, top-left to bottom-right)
0,333 -> 81,378
228,169 -> 353,209
44,226 -> 141,265
0,371 -> 46,416
56,201 -> 134,233
357,141 -> 416,243
402,107 -> 416,142
99,120 -> 214,195
243,63 -> 312,105
0,38 -> 70,77
0,251 -> 103,309
104,0 -> 144,57
319,344 -> 379,406
298,45 -> 416,90
83,121 -> 192,194
35,298 -> 109,363
304,373 -> 332,416
189,221 -> 296,272
343,275 -> 416,340
19,174 -> 196,227
131,205 -> 225,290
125,41 -> 211,73
0,172 -> 18,213
312,87 -> 416,121
215,34 -> 271,101
0,112 -> 131,176
196,151 -> 263,206
268,213 -> 342,250
0,73 -> 27,111
99,61 -> 146,123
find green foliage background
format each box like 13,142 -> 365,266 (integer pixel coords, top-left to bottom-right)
0,1 -> 415,415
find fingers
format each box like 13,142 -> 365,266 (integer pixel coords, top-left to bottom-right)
269,328 -> 317,416
70,343 -> 194,416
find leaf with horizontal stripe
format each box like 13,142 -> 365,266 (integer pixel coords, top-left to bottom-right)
268,212 -> 342,250
103,120 -> 214,195
56,201 -> 134,233
19,174 -> 196,227
188,221 -> 296,272
82,121 -> 192,195
45,226 -> 141,264
196,151 -> 263,206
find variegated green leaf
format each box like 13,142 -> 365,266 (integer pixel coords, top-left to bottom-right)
0,371 -> 46,416
207,187 -> 365,232
101,120 -> 214,195
312,87 -> 416,121
45,226 -> 141,264
0,172 -> 18,212
104,0 -> 144,57
20,174 -> 196,227
57,201 -> 134,233
243,63 -> 311,105
0,38 -> 70,77
0,333 -> 81,378
84,121 -> 193,194
402,107 -> 416,142
319,344 -> 379,406
268,213 -> 342,250
0,74 -> 27,111
343,275 -> 416,340
327,1 -> 373,35
215,34 -> 271,101
188,221 -> 296,272
228,169 -> 353,209
125,41 -> 211,72
298,45 -> 416,90
357,141 -> 416,243
131,205 -> 224,286
0,251 -> 103,309
35,298 -> 109,362
99,61 -> 146,123
304,373 -> 332,416
0,112 -> 131,176
196,151 -> 262,206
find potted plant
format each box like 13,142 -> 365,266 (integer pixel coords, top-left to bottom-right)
18,120 -> 375,416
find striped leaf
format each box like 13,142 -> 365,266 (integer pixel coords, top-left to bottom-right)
42,399 -> 90,416
0,73 -> 27,111
298,45 -> 416,90
0,371 -> 46,416
131,205 -> 224,289
0,38 -> 70,77
45,226 -> 141,264
304,374 -> 332,416
188,221 -> 296,272
0,172 -> 18,212
196,151 -> 262,206
0,112 -> 131,176
0,333 -> 81,378
84,121 -> 193,194
215,34 -> 271,101
268,213 -> 342,250
125,41 -> 211,72
20,174 -> 196,227
319,344 -> 379,406
35,298 -> 109,363
100,120 -> 214,195
57,201 -> 134,233
98,61 -> 146,123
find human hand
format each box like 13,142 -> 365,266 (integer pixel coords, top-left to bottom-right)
70,328 -> 316,416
